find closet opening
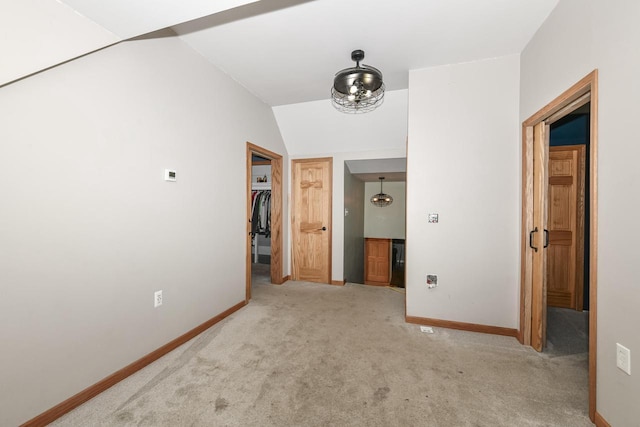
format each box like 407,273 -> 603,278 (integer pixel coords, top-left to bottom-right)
246,142 -> 284,302
251,154 -> 272,286
544,103 -> 590,359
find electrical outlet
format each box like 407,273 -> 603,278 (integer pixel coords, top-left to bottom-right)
154,290 -> 163,308
617,343 -> 631,375
427,274 -> 438,289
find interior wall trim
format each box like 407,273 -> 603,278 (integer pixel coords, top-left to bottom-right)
406,316 -> 519,338
281,275 -> 291,283
594,411 -> 611,427
21,300 -> 247,427
331,280 -> 346,286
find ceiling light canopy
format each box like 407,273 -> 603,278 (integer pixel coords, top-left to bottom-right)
370,177 -> 393,207
331,50 -> 385,114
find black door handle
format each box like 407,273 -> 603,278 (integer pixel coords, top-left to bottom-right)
321,226 -> 327,231
529,227 -> 539,252
544,229 -> 549,248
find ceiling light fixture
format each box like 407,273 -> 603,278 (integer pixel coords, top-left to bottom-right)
331,49 -> 385,114
370,177 -> 393,207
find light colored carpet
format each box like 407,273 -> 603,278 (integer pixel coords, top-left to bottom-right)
52,281 -> 591,427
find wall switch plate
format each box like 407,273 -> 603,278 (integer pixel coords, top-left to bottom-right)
427,275 -> 438,288
617,343 -> 631,375
154,290 -> 163,308
428,213 -> 439,223
164,169 -> 177,182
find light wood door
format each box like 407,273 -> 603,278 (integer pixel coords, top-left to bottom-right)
292,158 -> 332,283
547,145 -> 586,310
364,238 -> 391,286
531,122 -> 549,352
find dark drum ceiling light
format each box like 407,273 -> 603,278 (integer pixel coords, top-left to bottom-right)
331,49 -> 385,114
371,177 -> 393,207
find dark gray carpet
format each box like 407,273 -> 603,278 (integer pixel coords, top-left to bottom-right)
251,262 -> 271,286
545,307 -> 589,357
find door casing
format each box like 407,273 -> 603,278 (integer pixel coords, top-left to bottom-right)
519,70 -> 598,421
246,142 -> 284,302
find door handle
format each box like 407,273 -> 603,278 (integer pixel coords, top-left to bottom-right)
529,227 -> 539,252
544,229 -> 549,248
320,226 -> 327,231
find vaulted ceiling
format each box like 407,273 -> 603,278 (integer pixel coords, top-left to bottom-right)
2,0 -> 559,106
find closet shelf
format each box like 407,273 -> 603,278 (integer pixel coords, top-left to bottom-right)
252,182 -> 271,190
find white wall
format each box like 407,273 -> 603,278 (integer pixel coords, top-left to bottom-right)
521,0 -> 640,423
0,0 -> 119,86
0,34 -> 288,426
274,90 -> 408,282
364,181 -> 406,239
343,166 -> 365,284
406,55 -> 520,328
273,89 -> 408,157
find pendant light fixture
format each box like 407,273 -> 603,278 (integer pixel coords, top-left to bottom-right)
331,49 -> 385,114
370,177 -> 393,207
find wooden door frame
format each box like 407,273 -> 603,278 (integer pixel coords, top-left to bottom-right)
291,157 -> 333,283
246,142 -> 284,302
518,70 -> 598,421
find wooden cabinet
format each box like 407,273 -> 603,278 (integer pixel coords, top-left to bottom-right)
364,238 -> 391,286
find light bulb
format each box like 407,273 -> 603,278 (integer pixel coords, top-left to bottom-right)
349,84 -> 358,94
365,90 -> 372,97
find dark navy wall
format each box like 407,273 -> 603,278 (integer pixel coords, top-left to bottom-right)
550,113 -> 589,146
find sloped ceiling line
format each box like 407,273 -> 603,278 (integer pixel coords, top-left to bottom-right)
2,0 -> 559,106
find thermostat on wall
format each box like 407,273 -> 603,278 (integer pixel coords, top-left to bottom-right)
164,169 -> 177,182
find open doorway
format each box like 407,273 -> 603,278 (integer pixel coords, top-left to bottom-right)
250,154 -> 273,286
246,142 -> 284,302
343,158 -> 407,289
519,71 -> 598,421
545,105 -> 590,359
